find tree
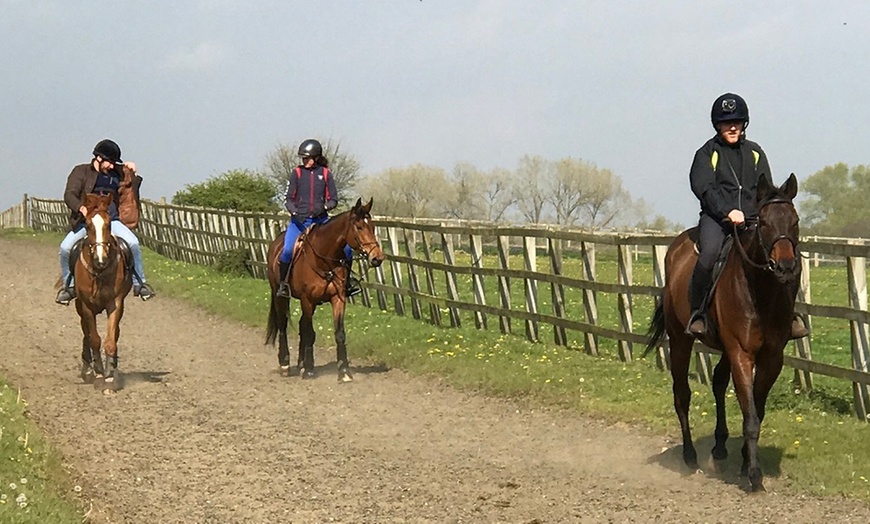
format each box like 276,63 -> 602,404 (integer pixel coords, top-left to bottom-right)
264,138 -> 361,208
356,164 -> 449,218
801,163 -> 870,236
511,155 -> 551,223
172,169 -> 280,212
581,166 -> 630,231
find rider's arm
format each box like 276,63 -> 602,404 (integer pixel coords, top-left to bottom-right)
689,147 -> 729,221
63,166 -> 85,215
284,173 -> 298,214
324,170 -> 338,211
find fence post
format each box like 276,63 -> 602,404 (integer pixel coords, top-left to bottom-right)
523,235 -> 539,342
580,241 -> 599,356
403,228 -> 422,320
793,254 -> 814,390
847,252 -> 870,421
22,193 -> 30,228
652,244 -> 670,370
420,231 -> 442,326
387,227 -> 406,316
617,243 -> 634,362
373,225 -> 388,311
549,236 -> 567,346
468,234 -> 487,330
441,228 -> 461,327
497,235 -> 512,334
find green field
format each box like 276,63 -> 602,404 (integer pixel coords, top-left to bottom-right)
2,228 -> 869,509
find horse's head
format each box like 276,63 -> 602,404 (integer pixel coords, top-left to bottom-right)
346,198 -> 384,267
755,173 -> 800,284
82,193 -> 116,271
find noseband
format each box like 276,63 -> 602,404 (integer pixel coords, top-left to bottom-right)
732,198 -> 798,272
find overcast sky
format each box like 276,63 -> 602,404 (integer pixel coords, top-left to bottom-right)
1,1 -> 868,226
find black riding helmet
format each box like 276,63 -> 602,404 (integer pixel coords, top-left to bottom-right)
711,93 -> 749,129
93,139 -> 123,165
297,139 -> 322,159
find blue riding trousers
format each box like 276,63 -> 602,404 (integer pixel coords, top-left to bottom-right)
59,221 -> 146,286
279,216 -> 353,264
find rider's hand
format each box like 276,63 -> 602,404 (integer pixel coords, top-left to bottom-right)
123,161 -> 137,174
79,205 -> 87,216
727,209 -> 745,225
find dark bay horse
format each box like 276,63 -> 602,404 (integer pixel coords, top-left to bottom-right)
265,198 -> 384,382
73,193 -> 133,393
646,173 -> 800,492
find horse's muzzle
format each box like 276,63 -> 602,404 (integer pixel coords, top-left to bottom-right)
369,256 -> 383,268
772,258 -> 798,284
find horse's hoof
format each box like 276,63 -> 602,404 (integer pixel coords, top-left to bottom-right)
81,368 -> 95,384
279,365 -> 291,377
93,375 -> 105,391
338,373 -> 353,383
102,387 -> 116,396
711,447 -> 728,461
301,369 -> 315,379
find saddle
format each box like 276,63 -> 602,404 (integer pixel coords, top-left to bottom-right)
66,236 -> 134,287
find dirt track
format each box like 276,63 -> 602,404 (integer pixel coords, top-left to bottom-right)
2,236 -> 870,523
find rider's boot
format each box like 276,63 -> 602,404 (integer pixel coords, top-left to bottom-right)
134,282 -> 156,301
55,285 -> 76,305
789,314 -> 810,340
345,264 -> 362,298
276,261 -> 291,298
686,264 -> 713,337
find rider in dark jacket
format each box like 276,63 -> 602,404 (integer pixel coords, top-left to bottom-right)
687,93 -> 807,339
275,139 -> 360,298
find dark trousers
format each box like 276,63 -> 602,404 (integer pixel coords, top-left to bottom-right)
690,213 -> 729,314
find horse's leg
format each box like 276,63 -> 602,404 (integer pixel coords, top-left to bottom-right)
668,331 -> 698,470
711,354 -> 732,461
331,296 -> 351,383
730,353 -> 764,491
742,345 -> 784,491
101,301 -> 124,393
77,302 -> 104,382
276,297 -> 292,376
298,300 -> 316,379
80,334 -> 95,383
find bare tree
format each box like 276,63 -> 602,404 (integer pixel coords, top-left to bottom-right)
583,167 -> 629,231
548,157 -> 595,225
511,155 -> 551,223
357,164 -> 449,218
482,167 -> 515,222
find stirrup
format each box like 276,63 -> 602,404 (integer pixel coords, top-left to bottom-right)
686,312 -> 706,337
134,283 -> 156,301
276,282 -> 291,298
55,287 -> 75,306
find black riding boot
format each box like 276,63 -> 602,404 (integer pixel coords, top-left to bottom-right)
686,264 -> 713,337
276,261 -> 291,298
344,261 -> 362,297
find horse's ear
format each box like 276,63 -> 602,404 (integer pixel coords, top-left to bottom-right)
82,193 -> 97,210
756,173 -> 772,203
354,197 -> 362,210
100,193 -> 113,208
364,198 -> 373,213
781,173 -> 798,200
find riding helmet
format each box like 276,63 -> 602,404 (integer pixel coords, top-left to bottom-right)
297,139 -> 323,159
710,93 -> 749,128
93,139 -> 123,165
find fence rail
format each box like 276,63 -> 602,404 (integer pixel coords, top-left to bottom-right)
12,196 -> 870,420
0,195 -> 29,229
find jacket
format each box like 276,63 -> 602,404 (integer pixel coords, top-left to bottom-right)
64,163 -> 142,231
689,136 -> 774,221
284,165 -> 338,217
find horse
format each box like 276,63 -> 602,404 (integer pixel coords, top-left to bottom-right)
265,198 -> 384,382
73,193 -> 134,394
645,173 -> 800,492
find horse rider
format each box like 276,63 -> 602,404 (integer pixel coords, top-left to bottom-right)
687,93 -> 807,339
276,138 -> 361,299
56,139 -> 156,304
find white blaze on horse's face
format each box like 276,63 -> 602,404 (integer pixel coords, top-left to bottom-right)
92,213 -> 109,265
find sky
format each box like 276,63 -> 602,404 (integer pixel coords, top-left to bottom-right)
1,0 -> 868,227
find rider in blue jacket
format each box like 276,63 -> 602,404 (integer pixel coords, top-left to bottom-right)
276,139 -> 360,298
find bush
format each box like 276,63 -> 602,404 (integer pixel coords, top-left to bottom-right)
173,169 -> 281,212
214,247 -> 253,277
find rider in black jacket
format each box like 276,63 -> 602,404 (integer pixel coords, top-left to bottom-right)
687,93 -> 808,339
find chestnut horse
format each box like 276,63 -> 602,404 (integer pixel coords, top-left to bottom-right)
265,198 -> 384,382
646,174 -> 800,492
74,193 -> 134,393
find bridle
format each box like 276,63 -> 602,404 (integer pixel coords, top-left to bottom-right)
731,198 -> 799,272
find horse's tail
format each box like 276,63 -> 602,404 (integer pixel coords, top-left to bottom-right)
265,293 -> 280,346
643,297 -> 667,357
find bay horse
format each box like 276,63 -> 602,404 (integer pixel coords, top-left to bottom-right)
73,193 -> 133,393
265,198 -> 384,382
646,173 -> 800,492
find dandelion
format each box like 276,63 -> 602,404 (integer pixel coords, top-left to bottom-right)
73,486 -> 82,493
8,483 -> 16,490
19,478 -> 26,485
794,440 -> 801,448
795,416 -> 803,423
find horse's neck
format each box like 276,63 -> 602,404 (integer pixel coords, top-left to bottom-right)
739,232 -> 796,313
309,214 -> 348,258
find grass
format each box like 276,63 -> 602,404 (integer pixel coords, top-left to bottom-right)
2,227 -> 870,504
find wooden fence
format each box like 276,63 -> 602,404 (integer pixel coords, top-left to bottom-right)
0,195 -> 29,229
18,196 -> 870,421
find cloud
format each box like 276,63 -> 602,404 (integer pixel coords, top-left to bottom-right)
161,41 -> 227,73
